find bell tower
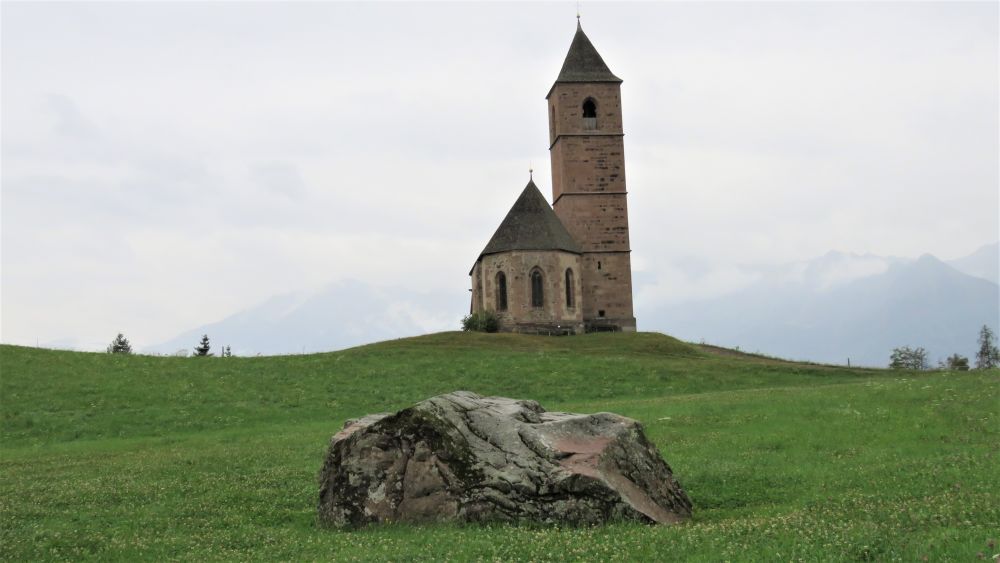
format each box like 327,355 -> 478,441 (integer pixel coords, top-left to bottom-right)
547,20 -> 636,332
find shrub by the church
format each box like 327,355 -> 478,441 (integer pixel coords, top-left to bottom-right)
461,311 -> 499,333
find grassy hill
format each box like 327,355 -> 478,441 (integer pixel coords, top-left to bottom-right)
2,332 -> 997,561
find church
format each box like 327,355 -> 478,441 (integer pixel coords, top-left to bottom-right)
469,21 -> 636,334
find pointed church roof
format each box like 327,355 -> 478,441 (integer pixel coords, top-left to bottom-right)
478,179 -> 582,259
553,21 -> 622,85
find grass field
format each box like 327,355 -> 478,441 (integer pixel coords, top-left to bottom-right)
2,332 -> 998,561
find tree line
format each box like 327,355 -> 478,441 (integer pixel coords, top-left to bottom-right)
106,333 -> 232,357
890,325 -> 999,370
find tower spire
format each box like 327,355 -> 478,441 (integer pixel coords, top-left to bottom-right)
551,18 -> 621,86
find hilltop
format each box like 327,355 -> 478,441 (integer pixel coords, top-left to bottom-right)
2,332 -> 997,560
1,332 -> 843,447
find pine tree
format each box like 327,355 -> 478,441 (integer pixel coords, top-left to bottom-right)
975,325 -> 999,369
193,334 -> 212,357
106,333 -> 133,354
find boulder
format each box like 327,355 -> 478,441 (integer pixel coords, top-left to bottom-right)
318,391 -> 692,527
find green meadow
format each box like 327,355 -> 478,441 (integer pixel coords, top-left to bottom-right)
1,332 -> 997,561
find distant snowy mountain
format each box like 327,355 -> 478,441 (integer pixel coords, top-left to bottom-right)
948,242 -> 998,284
153,248 -> 998,366
641,252 -> 999,367
745,250 -> 905,290
148,280 -> 465,356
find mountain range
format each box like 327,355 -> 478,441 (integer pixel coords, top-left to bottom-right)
947,242 -> 998,284
643,244 -> 998,366
148,280 -> 464,356
151,243 -> 998,366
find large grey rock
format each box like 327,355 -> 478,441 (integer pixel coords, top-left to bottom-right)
318,391 -> 692,527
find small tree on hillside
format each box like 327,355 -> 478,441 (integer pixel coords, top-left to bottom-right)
222,345 -> 232,357
941,353 -> 969,371
106,333 -> 133,355
193,334 -> 212,357
889,346 -> 928,370
975,325 -> 999,369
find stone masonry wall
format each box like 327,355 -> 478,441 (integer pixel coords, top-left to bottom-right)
548,81 -> 625,204
470,262 -> 483,313
580,252 -> 636,331
472,250 -> 583,334
547,81 -> 635,331
550,136 -> 626,203
552,192 -> 631,252
548,83 -> 623,142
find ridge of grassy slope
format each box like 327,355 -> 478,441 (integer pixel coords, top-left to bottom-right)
1,331 -> 998,561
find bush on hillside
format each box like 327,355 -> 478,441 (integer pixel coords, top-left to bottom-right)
941,353 -> 969,371
889,346 -> 928,370
462,311 -> 499,333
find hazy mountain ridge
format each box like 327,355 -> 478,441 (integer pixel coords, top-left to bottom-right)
643,249 -> 999,367
153,245 -> 998,364
947,242 -> 998,284
148,280 -> 464,356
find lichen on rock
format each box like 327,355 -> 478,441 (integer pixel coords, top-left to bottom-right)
318,391 -> 692,528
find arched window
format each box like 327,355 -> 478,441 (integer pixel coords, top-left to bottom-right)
530,269 -> 544,308
582,98 -> 597,130
565,268 -> 575,308
496,272 -> 508,311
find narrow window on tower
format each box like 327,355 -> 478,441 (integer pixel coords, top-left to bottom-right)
582,98 -> 597,130
530,269 -> 544,308
496,272 -> 508,311
565,268 -> 575,309
597,261 -> 602,270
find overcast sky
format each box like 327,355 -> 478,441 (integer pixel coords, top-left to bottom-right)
2,2 -> 997,350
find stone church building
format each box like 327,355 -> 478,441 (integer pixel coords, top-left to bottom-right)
469,21 -> 636,334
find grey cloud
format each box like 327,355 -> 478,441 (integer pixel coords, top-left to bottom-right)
1,2 -> 996,350
44,93 -> 98,139
251,161 -> 306,200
